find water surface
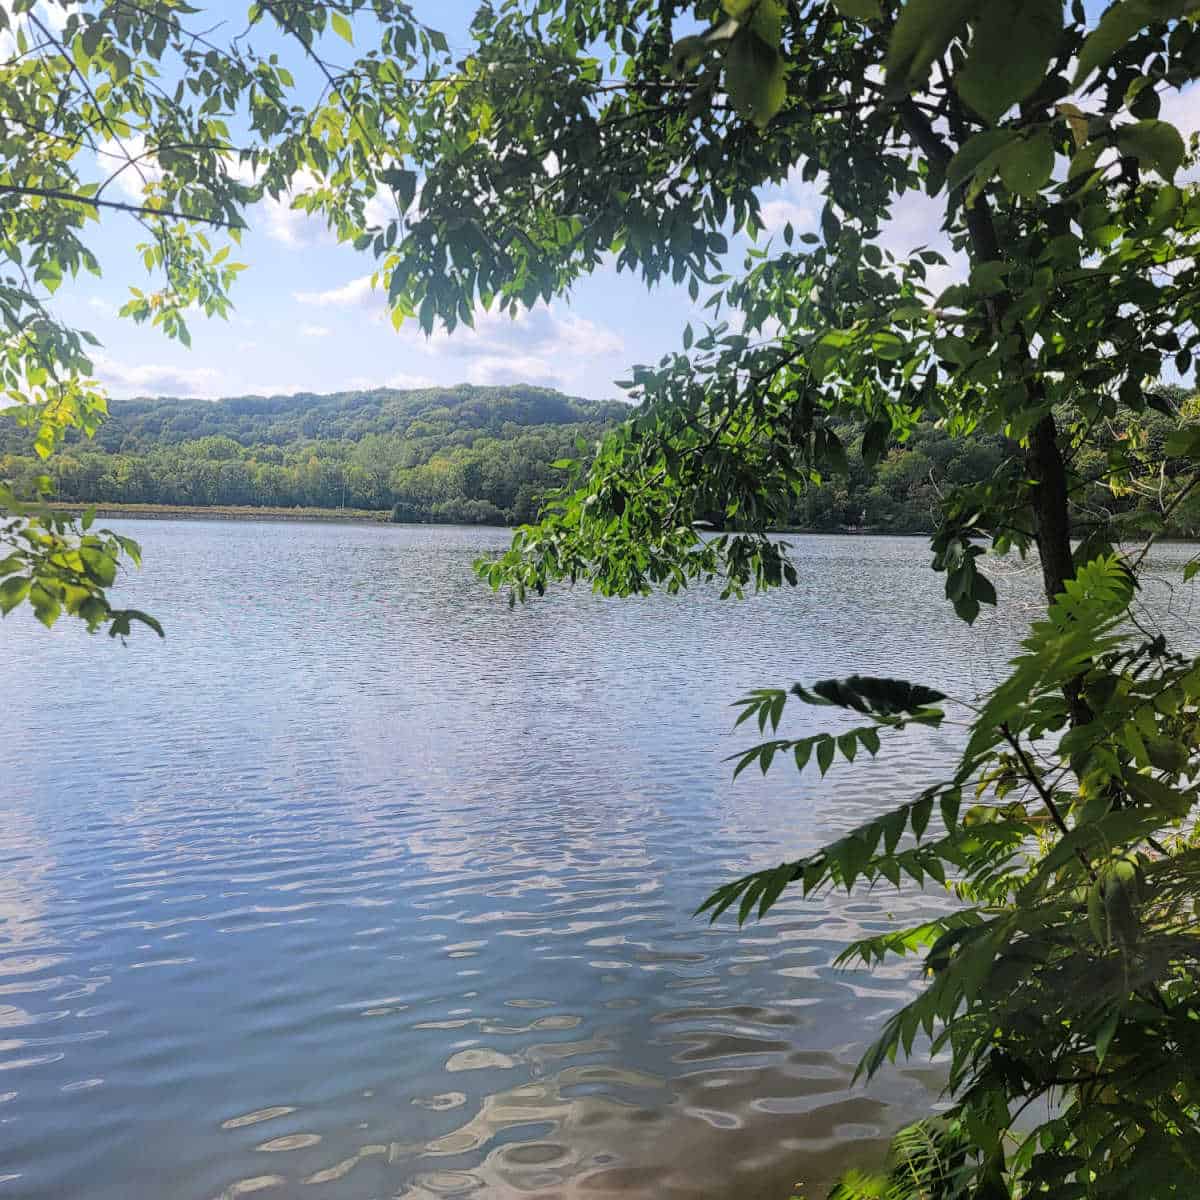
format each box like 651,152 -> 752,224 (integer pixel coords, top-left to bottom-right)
1,523 -> 1193,1199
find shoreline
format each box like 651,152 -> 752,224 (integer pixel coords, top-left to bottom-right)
48,506 -> 1200,544
55,503 -> 923,535
55,502 -> 395,525
50,503 -> 938,536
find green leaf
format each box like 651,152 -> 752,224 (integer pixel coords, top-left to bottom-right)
0,576 -> 30,614
1116,119 -> 1186,180
1095,1008 -> 1120,1065
331,11 -> 353,43
758,861 -> 795,917
1124,770 -> 1192,817
838,731 -> 859,762
1074,0 -> 1197,87
864,417 -> 892,463
886,0 -> 979,95
724,28 -> 787,128
911,793 -> 934,838
881,805 -> 908,854
1145,735 -> 1188,774
816,736 -> 836,775
939,790 -> 962,829
380,166 -> 417,212
1165,426 -> 1200,457
947,129 -> 1019,189
794,739 -> 814,772
794,675 -> 946,717
837,835 -> 872,889
956,0 -> 1063,124
738,877 -> 765,925
996,130 -> 1055,196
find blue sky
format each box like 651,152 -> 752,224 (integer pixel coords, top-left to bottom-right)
48,0 -> 718,402
35,1 -> 1200,402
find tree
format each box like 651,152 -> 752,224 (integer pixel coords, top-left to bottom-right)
383,2 -> 1200,1195
1,0 -> 445,633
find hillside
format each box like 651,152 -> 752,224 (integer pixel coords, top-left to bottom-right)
0,385 -> 627,525
3,384 -> 1198,535
75,386 -> 627,453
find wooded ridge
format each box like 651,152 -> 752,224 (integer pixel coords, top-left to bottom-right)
3,384 -> 1197,536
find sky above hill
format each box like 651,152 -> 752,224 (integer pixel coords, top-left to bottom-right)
35,0 -> 1200,402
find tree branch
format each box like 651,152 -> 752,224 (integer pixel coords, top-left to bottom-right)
0,185 -> 241,227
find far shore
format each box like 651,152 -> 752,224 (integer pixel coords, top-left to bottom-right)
39,506 -> 1200,544
55,502 -> 394,524
49,503 -> 934,535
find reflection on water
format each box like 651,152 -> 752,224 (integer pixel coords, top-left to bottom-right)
0,522 -> 1195,1200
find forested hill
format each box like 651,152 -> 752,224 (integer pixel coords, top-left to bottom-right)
0,385 -> 628,525
3,384 -> 1198,535
71,386 -> 627,454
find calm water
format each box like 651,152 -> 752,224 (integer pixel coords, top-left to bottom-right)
1,523 -> 1194,1200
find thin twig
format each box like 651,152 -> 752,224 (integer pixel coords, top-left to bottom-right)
0,184 -> 241,227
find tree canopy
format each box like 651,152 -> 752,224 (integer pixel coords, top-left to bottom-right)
2,0 -> 441,631
0,385 -> 626,522
8,0 -> 1200,1195
6,385 -> 1200,536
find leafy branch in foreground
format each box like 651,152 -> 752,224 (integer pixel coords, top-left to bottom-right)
2,0 -> 446,634
445,1 -> 1200,1193
703,556 -> 1200,1196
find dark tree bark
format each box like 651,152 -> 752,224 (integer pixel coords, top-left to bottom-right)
1027,412 -> 1075,604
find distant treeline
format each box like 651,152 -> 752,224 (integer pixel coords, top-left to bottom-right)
2,384 -> 1198,535
0,386 -> 625,526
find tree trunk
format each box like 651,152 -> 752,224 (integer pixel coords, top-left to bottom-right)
1027,411 -> 1093,724
1026,412 -> 1074,604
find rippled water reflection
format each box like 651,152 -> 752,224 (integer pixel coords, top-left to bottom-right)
1,523 -> 1195,1200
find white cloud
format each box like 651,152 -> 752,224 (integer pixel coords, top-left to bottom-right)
420,304 -> 621,358
1159,83 -> 1200,185
343,371 -> 437,391
416,304 -> 625,390
877,186 -> 964,297
459,354 -> 563,389
756,165 -> 821,236
760,198 -> 816,234
35,0 -> 65,31
250,165 -> 399,246
1,0 -> 65,58
92,353 -> 223,398
294,274 -> 377,308
295,282 -> 626,391
301,323 -> 331,338
243,383 -> 308,397
364,191 -> 398,228
94,133 -> 162,204
259,167 -> 328,246
1155,82 -> 1200,141
386,371 -> 436,389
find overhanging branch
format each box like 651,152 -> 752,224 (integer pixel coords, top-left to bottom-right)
0,185 -> 242,228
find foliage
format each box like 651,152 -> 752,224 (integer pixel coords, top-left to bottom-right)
0,385 -> 623,522
710,557 -> 1200,1196
1,0 -> 448,631
371,1 -> 1200,1195
0,489 -> 160,634
6,386 -> 1200,534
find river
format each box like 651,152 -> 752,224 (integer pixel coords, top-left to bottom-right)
1,522 -> 1194,1199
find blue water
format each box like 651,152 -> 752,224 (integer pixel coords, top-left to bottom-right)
1,522 -> 1193,1200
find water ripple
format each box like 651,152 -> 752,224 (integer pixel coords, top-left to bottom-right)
2,522 -> 1193,1199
